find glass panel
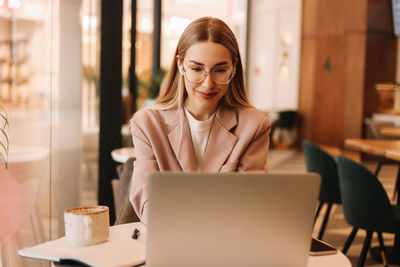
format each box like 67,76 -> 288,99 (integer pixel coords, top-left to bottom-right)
0,0 -> 52,266
0,0 -> 101,265
81,0 -> 100,206
0,0 -> 247,264
132,0 -> 154,109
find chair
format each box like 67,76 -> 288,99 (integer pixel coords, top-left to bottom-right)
111,157 -> 140,224
272,110 -> 297,148
115,189 -> 140,225
303,140 -> 341,240
364,118 -> 400,200
337,155 -> 400,267
364,118 -> 395,140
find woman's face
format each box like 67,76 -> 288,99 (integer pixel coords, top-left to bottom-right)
178,41 -> 234,120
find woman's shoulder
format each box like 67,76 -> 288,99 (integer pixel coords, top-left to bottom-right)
132,107 -> 157,121
236,106 -> 270,124
131,106 -> 178,127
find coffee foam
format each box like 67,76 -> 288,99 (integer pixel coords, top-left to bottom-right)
65,206 -> 108,215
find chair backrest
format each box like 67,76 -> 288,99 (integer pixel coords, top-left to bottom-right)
277,110 -> 297,129
364,118 -> 395,139
112,157 -> 140,224
337,155 -> 398,233
303,140 -> 341,204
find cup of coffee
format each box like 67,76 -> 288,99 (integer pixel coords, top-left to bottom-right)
64,206 -> 110,246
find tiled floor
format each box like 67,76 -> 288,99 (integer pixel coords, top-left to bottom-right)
3,148 -> 400,266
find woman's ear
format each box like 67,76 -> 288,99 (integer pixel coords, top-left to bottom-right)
232,57 -> 238,75
176,56 -> 184,75
233,56 -> 238,68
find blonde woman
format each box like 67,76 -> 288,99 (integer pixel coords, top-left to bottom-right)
129,17 -> 270,224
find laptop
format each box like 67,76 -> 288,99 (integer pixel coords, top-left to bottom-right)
146,172 -> 321,267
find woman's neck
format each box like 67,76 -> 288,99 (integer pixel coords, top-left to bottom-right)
184,102 -> 217,121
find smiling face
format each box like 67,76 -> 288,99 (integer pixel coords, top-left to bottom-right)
178,41 -> 234,121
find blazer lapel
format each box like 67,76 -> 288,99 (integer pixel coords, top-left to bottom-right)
202,106 -> 238,172
167,107 -> 197,172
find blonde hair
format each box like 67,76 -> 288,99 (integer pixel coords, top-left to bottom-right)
153,16 -> 251,110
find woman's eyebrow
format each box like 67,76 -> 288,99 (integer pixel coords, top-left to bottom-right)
188,60 -> 229,66
188,60 -> 204,66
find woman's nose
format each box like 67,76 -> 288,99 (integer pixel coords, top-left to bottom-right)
201,73 -> 215,89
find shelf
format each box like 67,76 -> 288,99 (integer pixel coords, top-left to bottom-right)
0,77 -> 29,85
376,82 -> 400,91
0,9 -> 46,22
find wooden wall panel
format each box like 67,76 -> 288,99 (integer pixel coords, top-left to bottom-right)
298,37 -> 317,142
301,0 -> 318,36
303,0 -> 349,35
342,33 -> 366,141
311,36 -> 345,146
344,0 -> 368,32
298,0 -> 397,147
367,0 -> 395,32
316,0 -> 347,35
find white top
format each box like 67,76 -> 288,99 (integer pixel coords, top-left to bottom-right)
184,108 -> 215,170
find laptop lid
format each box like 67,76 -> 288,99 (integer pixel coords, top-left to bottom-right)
146,172 -> 320,267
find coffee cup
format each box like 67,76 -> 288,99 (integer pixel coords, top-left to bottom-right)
64,206 -> 110,246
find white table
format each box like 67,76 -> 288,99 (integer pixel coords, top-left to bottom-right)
111,147 -> 136,163
46,222 -> 350,267
8,145 -> 49,163
307,250 -> 351,267
121,124 -> 130,136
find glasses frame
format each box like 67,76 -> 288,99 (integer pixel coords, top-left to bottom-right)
181,65 -> 236,85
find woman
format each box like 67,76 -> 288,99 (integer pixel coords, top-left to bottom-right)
129,17 -> 270,224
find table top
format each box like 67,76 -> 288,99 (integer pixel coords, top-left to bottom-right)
344,138 -> 400,161
121,124 -> 130,136
8,145 -> 49,163
111,147 -> 136,163
51,222 -> 350,267
380,127 -> 400,137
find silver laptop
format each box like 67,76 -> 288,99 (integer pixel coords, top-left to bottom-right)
146,172 -> 320,267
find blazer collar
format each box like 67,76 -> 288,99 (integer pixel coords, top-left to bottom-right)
167,105 -> 238,172
202,105 -> 238,172
167,106 -> 197,172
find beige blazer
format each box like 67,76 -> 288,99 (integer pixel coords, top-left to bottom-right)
129,104 -> 271,224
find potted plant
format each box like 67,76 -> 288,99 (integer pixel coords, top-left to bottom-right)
137,69 -> 166,108
0,105 -> 8,169
148,68 -> 167,100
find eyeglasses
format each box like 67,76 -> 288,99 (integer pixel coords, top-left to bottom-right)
181,66 -> 235,85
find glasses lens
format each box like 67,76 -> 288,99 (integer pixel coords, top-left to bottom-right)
185,68 -> 204,83
212,68 -> 232,84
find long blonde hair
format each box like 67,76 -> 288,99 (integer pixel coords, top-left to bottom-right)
153,16 -> 251,110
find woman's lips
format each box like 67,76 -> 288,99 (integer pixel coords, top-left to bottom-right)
196,90 -> 218,99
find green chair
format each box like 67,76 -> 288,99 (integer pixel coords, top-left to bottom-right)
364,118 -> 400,200
337,155 -> 400,267
303,140 -> 341,240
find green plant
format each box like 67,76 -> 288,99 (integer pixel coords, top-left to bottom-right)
0,105 -> 9,169
137,68 -> 167,100
82,65 -> 100,96
148,69 -> 167,99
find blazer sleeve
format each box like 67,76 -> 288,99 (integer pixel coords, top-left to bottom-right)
129,119 -> 159,225
237,116 -> 270,172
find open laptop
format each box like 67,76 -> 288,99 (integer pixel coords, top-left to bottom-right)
146,172 -> 321,267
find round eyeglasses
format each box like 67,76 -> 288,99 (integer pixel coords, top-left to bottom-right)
181,66 -> 235,85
